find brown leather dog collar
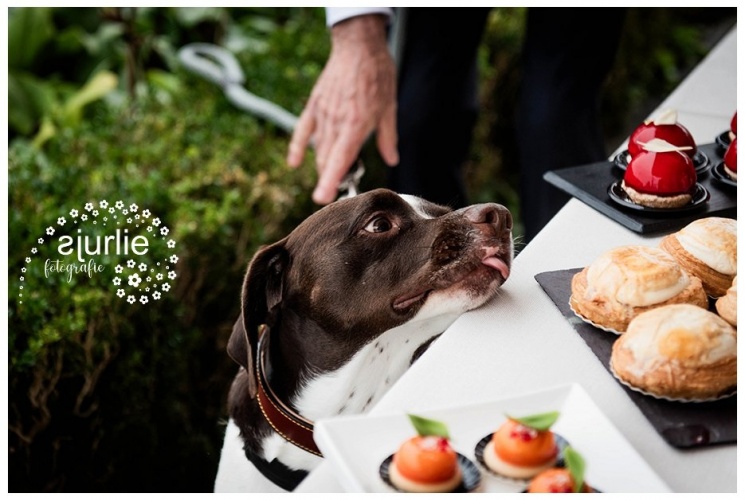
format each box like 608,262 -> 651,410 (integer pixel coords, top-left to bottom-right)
256,330 -> 322,457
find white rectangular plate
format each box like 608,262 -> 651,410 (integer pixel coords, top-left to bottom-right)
314,383 -> 671,493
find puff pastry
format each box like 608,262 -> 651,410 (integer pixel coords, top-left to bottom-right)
610,304 -> 737,400
716,276 -> 737,327
660,217 -> 737,297
570,245 -> 707,333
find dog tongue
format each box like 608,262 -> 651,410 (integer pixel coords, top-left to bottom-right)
482,256 -> 510,280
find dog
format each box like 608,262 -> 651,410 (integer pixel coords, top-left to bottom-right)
213,188 -> 513,492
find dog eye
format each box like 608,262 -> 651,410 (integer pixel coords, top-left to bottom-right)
363,216 -> 393,233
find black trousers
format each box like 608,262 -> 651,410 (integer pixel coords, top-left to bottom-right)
388,7 -> 626,241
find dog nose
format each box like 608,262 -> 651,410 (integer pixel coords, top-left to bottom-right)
463,203 -> 512,233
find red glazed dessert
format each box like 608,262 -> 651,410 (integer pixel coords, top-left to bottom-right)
390,435 -> 462,493
628,109 -> 697,159
526,446 -> 592,493
621,139 -> 697,208
389,415 -> 463,493
527,468 -> 592,493
723,137 -> 737,181
482,413 -> 560,479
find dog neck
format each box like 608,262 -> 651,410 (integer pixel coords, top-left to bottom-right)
258,309 -> 462,471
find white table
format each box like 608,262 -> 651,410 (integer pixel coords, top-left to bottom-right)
297,26 -> 738,493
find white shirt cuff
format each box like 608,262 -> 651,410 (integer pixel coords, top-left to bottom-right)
325,7 -> 394,27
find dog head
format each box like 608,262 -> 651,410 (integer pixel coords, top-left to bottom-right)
228,188 -> 512,398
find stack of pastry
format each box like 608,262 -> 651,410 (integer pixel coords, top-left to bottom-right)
570,245 -> 707,333
610,304 -> 737,401
659,217 -> 737,297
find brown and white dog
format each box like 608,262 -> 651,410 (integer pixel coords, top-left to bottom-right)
214,188 -> 512,492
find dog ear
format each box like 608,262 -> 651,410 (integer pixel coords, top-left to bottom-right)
227,239 -> 289,398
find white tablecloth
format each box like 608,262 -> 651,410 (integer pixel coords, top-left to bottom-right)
297,26 -> 738,493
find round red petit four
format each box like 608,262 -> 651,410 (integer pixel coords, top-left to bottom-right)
390,435 -> 462,493
723,137 -> 737,181
482,413 -> 560,479
628,109 -> 697,159
526,447 -> 592,493
527,468 -> 592,493
388,415 -> 464,493
621,139 -> 697,208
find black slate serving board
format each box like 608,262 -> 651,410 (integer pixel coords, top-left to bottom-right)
543,143 -> 737,235
534,268 -> 736,449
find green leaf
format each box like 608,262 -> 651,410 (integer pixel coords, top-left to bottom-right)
61,70 -> 118,126
507,410 -> 560,431
408,414 -> 450,439
8,7 -> 55,69
563,447 -> 586,493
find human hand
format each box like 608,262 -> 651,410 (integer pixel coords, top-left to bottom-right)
287,15 -> 399,204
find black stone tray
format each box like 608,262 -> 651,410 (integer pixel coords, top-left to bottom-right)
535,268 -> 736,449
543,143 -> 736,235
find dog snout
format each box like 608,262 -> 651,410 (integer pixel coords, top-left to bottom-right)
462,203 -> 512,234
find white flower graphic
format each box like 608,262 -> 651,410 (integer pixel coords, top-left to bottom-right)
38,238 -> 44,244
117,289 -> 126,298
146,276 -> 152,282
139,296 -> 148,304
31,248 -> 37,254
160,227 -> 169,236
169,255 -> 178,264
167,239 -> 176,249
70,209 -> 79,218
99,200 -> 109,209
25,257 -> 31,263
85,202 -> 94,211
127,295 -> 136,304
115,200 -> 124,209
135,214 -> 140,220
152,217 -> 161,226
81,214 -> 88,221
127,218 -> 132,224
115,265 -> 124,273
127,259 -> 136,268
153,291 -> 161,300
168,271 -> 177,280
129,203 -> 138,212
128,274 -> 142,287
109,207 -> 115,214
46,226 -> 54,235
57,217 -> 66,225
162,283 -> 171,292
21,267 -> 26,273
138,263 -> 148,272
113,277 -> 122,286
156,273 -> 163,281
142,209 -> 151,218
146,226 -> 153,232
92,210 -> 99,217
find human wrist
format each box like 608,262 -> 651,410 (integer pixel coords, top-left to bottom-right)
330,14 -> 389,54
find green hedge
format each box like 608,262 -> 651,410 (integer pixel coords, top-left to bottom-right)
8,7 -> 325,492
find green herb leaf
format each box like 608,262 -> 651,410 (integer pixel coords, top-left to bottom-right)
407,414 -> 450,438
507,411 -> 560,431
564,447 -> 586,493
